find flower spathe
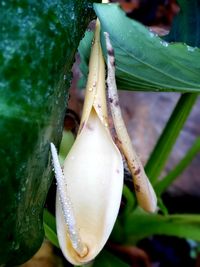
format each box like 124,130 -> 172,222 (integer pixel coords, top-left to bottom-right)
51,19 -> 124,265
56,109 -> 124,264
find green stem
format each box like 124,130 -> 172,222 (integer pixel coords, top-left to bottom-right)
122,184 -> 136,217
145,93 -> 198,184
155,137 -> 200,195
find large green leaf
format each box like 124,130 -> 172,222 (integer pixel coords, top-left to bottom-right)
79,3 -> 200,92
165,0 -> 200,46
0,1 -> 96,265
94,3 -> 200,92
124,211 -> 200,243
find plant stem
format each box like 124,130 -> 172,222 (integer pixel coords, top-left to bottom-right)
155,136 -> 200,195
122,184 -> 136,217
145,93 -> 198,184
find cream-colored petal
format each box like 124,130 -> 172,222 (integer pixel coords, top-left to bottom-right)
79,20 -> 108,134
56,109 -> 124,265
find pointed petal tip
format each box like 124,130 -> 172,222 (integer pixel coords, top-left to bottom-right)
140,180 -> 157,213
50,142 -> 56,152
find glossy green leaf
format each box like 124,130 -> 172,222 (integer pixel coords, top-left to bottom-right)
125,211 -> 200,243
79,3 -> 200,91
78,3 -> 200,93
165,0 -> 200,46
0,1 -> 96,265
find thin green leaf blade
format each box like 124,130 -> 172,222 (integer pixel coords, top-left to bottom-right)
125,212 -> 200,243
145,93 -> 198,183
155,137 -> 200,195
43,209 -> 59,248
122,185 -> 136,217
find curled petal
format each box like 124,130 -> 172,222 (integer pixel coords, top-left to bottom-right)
51,17 -> 124,265
56,109 -> 124,264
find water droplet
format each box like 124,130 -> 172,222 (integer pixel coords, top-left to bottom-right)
70,156 -> 75,161
89,87 -> 93,92
149,32 -> 155,38
25,215 -> 30,223
71,13 -> 75,20
187,45 -> 195,52
49,22 -> 56,31
63,74 -> 67,80
32,208 -> 36,215
12,242 -> 20,250
160,40 -> 169,47
16,192 -> 21,201
17,7 -> 23,14
21,187 -> 26,192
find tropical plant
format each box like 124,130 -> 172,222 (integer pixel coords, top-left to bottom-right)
1,0 -> 200,266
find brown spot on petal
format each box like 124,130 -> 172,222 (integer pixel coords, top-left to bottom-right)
135,184 -> 140,192
134,168 -> 141,176
116,137 -> 122,145
112,60 -> 116,67
114,100 -> 119,107
109,97 -> 113,103
108,49 -> 114,57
